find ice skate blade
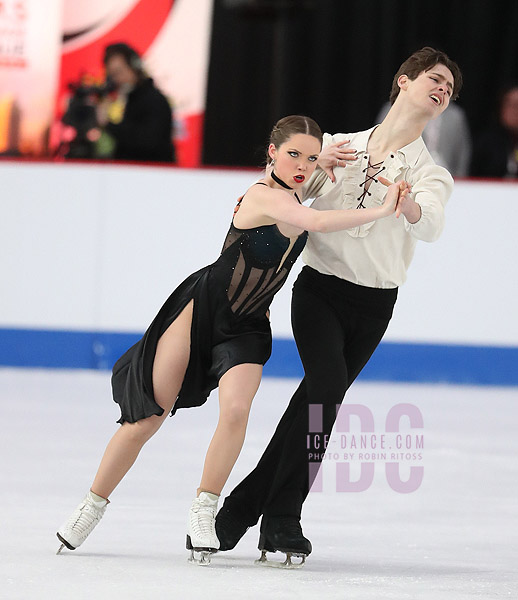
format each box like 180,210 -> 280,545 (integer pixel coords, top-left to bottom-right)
185,535 -> 218,565
56,533 -> 75,554
188,548 -> 214,566
254,549 -> 306,569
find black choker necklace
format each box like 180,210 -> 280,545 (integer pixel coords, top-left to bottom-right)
271,170 -> 292,190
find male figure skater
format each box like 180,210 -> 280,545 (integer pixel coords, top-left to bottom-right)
215,47 -> 463,567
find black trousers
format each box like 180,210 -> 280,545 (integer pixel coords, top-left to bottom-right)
224,266 -> 398,523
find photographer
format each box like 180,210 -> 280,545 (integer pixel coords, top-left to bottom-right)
96,43 -> 175,163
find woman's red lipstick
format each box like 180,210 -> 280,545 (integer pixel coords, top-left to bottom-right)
293,175 -> 305,183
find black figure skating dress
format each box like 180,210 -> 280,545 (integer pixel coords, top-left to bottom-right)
111,185 -> 308,423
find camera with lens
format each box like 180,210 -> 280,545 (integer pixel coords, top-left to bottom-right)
61,78 -> 117,158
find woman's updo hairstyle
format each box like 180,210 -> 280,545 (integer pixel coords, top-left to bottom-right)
266,115 -> 323,165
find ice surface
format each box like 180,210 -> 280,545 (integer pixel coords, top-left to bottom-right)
1,368 -> 517,599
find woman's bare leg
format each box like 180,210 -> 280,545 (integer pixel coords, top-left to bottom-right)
90,301 -> 194,499
197,363 -> 263,496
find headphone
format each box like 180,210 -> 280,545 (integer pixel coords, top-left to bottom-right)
103,43 -> 143,73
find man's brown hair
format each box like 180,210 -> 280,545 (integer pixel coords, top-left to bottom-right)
389,47 -> 463,104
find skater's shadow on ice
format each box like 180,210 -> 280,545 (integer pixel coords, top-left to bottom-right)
214,553 -> 498,577
57,552 -> 495,579
279,559 -> 497,577
57,551 -> 172,563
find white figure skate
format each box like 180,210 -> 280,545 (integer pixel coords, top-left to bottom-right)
186,492 -> 220,565
56,491 -> 108,554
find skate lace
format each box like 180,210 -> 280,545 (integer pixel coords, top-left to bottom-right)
190,503 -> 217,538
68,502 -> 104,535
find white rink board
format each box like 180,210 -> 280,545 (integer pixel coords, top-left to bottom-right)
1,161 -> 517,346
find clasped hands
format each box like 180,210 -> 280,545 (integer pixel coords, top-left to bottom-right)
318,141 -> 418,221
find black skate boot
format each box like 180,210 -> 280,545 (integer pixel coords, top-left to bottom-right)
256,516 -> 312,568
215,501 -> 250,551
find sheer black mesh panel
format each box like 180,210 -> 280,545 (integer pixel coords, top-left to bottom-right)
239,267 -> 287,315
217,222 -> 308,318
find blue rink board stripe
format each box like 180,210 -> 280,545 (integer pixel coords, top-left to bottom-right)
0,327 -> 517,386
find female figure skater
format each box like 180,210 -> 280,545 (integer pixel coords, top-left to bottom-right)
56,115 -> 407,564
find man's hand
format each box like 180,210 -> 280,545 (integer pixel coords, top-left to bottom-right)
378,177 -> 410,216
317,140 -> 357,183
377,177 -> 420,222
395,183 -> 421,223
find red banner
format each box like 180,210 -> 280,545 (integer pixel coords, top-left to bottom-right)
55,0 -> 214,166
0,0 -> 213,164
58,0 -> 174,102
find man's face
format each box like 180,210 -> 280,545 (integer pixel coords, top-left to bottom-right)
403,64 -> 454,118
500,89 -> 518,135
105,54 -> 138,89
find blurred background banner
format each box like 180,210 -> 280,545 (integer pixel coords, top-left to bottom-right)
0,0 -> 214,165
56,0 -> 214,166
0,0 -> 64,156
